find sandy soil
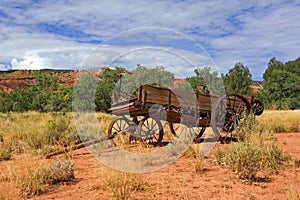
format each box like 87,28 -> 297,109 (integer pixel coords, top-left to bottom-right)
23,133 -> 300,200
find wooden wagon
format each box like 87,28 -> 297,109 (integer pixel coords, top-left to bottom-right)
107,84 -> 264,145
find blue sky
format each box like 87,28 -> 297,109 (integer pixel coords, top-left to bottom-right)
0,0 -> 299,80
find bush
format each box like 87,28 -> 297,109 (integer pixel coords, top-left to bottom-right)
235,114 -> 257,142
194,158 -> 206,173
216,114 -> 283,181
219,140 -> 281,180
20,159 -> 74,196
45,115 -> 79,147
105,171 -> 146,200
295,159 -> 300,167
0,142 -> 12,161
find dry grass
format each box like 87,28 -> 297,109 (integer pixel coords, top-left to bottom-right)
0,142 -> 12,160
0,112 -> 69,153
0,110 -> 299,198
89,164 -> 148,200
0,112 -> 52,138
0,155 -> 44,199
0,112 -> 113,154
103,167 -> 147,200
0,155 -> 74,198
286,185 -> 300,200
96,112 -> 115,133
0,181 -> 20,200
20,158 -> 74,196
216,114 -> 284,181
256,110 -> 300,133
0,111 -> 113,199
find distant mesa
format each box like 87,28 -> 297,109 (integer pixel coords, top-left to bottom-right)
0,69 -> 264,94
173,79 -> 186,88
0,69 -> 78,92
0,85 -> 13,93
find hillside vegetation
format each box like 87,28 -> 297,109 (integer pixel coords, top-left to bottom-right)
0,57 -> 299,112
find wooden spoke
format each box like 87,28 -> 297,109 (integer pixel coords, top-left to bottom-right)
212,94 -> 251,142
168,122 -> 206,140
107,117 -> 133,145
137,117 -> 164,145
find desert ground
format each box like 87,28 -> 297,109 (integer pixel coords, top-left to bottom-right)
25,133 -> 300,200
0,110 -> 299,200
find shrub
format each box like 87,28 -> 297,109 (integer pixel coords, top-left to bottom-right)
235,113 -> 257,142
216,114 -> 284,181
45,115 -> 79,147
295,159 -> 300,167
281,152 -> 292,162
0,142 -> 12,161
105,171 -> 146,200
194,158 -> 206,173
219,140 -> 281,180
20,159 -> 74,196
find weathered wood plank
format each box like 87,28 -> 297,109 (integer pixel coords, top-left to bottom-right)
140,85 -> 217,111
108,102 -> 134,112
108,85 -> 221,117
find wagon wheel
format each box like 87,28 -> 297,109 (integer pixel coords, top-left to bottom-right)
107,117 -> 134,144
168,122 -> 206,140
251,99 -> 264,116
137,117 -> 164,145
211,94 -> 251,142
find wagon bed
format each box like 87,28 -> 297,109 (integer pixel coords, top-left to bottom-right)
108,85 -> 218,126
107,84 -> 264,144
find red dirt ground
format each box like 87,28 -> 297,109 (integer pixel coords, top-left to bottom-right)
30,133 -> 300,200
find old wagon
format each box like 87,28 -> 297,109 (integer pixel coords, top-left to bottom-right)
107,84 -> 264,145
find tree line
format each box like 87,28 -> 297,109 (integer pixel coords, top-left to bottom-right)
185,57 -> 299,110
0,72 -> 73,112
0,57 -> 299,112
257,57 -> 300,110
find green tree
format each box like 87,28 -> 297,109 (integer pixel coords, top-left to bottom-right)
52,86 -> 73,112
95,67 -> 126,112
0,90 -> 11,112
263,57 -> 284,81
284,57 -> 300,76
73,71 -> 98,112
122,65 -> 174,88
258,57 -> 300,109
30,72 -> 61,112
120,65 -> 175,97
185,66 -> 225,96
0,71 -> 74,112
223,62 -> 252,95
95,81 -> 114,112
31,71 -> 59,91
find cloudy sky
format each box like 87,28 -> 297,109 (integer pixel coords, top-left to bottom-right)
0,0 -> 299,80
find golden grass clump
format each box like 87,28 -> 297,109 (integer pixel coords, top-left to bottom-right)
104,168 -> 147,200
256,110 -> 300,133
216,114 -> 285,181
0,153 -> 74,199
19,159 -> 74,196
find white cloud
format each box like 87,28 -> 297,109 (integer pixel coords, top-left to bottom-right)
0,63 -> 10,70
208,1 -> 300,78
8,43 -> 214,78
10,46 -> 94,70
0,0 -> 299,79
